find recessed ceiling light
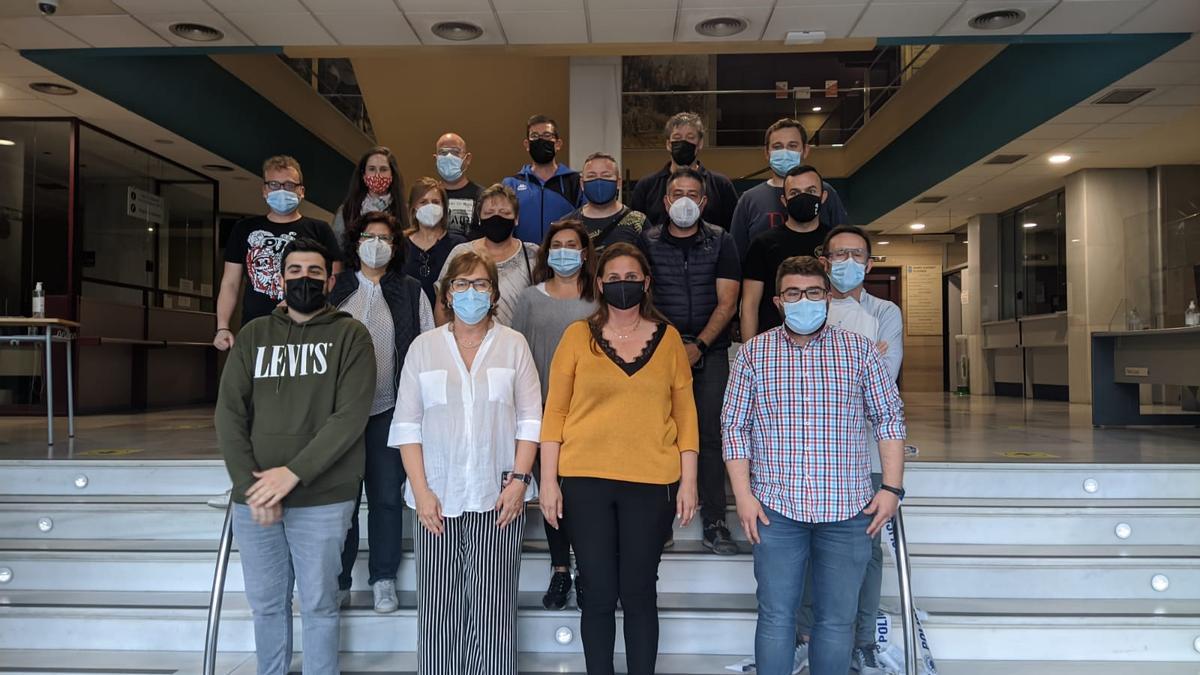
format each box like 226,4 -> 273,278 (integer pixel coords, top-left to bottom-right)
0,139 -> 14,146
432,21 -> 483,41
968,9 -> 1026,31
831,143 -> 844,147
1071,238 -> 1081,243
153,139 -> 175,145
202,163 -> 235,172
965,195 -> 982,202
1048,153 -> 1072,164
1023,222 -> 1038,228
30,82 -> 77,96
169,22 -> 224,42
963,240 -> 969,244
877,240 -> 890,245
812,106 -> 822,112
696,17 -> 748,37
910,223 -> 926,230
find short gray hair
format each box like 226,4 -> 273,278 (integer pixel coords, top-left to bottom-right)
665,112 -> 705,140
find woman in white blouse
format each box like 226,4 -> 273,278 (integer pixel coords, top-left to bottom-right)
389,248 -> 542,675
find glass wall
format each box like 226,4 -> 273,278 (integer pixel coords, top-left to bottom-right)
999,189 -> 1068,318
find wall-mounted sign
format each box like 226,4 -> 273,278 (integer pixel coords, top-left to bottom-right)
905,264 -> 942,336
127,186 -> 164,226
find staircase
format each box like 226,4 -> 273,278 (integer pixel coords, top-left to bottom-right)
0,460 -> 1198,674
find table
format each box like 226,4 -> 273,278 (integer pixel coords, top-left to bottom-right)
0,317 -> 79,445
1091,326 -> 1200,427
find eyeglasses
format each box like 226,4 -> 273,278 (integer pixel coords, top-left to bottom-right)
780,287 -> 828,302
264,180 -> 302,191
826,247 -> 868,263
449,278 -> 493,293
359,233 -> 394,244
528,132 -> 558,141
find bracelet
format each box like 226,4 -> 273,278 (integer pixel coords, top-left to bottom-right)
215,328 -> 232,335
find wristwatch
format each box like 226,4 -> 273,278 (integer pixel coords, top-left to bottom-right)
695,337 -> 710,355
503,471 -> 532,486
879,483 -> 905,500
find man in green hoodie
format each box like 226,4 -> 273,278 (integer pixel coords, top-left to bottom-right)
216,236 -> 376,675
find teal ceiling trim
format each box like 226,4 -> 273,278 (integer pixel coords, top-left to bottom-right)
21,49 -> 352,213
844,34 -> 1188,225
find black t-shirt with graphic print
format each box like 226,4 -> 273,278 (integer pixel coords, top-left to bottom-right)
224,215 -> 339,326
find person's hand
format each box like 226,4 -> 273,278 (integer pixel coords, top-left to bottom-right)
495,479 -> 527,529
863,489 -> 900,536
213,329 -> 235,351
676,481 -> 698,527
245,467 -> 300,508
540,480 -> 563,530
414,487 -> 444,536
735,491 -> 770,544
684,343 -> 702,366
876,340 -> 889,356
250,503 -> 282,526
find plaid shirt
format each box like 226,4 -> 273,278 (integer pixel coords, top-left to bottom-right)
722,325 -> 906,523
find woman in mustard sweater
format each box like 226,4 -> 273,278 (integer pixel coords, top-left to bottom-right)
539,242 -> 699,675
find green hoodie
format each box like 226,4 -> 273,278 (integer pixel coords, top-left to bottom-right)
216,305 -> 376,507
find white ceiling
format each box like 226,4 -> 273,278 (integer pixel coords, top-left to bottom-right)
0,0 -> 1195,48
867,35 -> 1200,234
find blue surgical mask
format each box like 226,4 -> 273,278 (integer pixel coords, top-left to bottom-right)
782,298 -> 827,335
548,248 -> 583,276
266,189 -> 300,215
829,259 -> 866,293
451,288 -> 490,325
583,178 -> 618,205
769,148 -> 803,176
437,154 -> 464,182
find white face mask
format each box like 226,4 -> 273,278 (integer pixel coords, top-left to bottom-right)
669,196 -> 701,228
415,203 -> 443,228
358,238 -> 393,269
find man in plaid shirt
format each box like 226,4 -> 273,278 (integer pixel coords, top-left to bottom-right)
722,255 -> 906,675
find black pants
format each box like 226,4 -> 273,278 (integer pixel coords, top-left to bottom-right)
694,348 -> 730,526
339,408 -> 405,589
534,457 -> 572,569
563,477 -> 676,675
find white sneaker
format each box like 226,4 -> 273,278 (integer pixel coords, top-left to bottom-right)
206,489 -> 231,509
372,579 -> 399,613
337,589 -> 351,609
792,641 -> 809,674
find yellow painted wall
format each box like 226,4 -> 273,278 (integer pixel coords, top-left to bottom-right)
352,54 -> 571,189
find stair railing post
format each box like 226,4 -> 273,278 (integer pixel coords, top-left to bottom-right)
203,500 -> 234,675
892,505 -> 920,675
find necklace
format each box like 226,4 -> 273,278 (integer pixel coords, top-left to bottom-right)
610,315 -> 641,340
450,324 -> 485,349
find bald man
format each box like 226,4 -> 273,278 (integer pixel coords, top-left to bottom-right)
434,132 -> 484,239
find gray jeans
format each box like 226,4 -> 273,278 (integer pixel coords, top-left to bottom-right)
233,500 -> 355,675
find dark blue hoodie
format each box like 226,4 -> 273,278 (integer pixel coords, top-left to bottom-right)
502,163 -> 585,244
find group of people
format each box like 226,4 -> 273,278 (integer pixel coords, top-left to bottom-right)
213,111 -> 908,675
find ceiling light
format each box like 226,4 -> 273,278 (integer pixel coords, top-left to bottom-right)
910,223 -> 925,230
432,21 -> 483,41
831,143 -> 844,148
29,82 -> 77,96
0,139 -> 14,146
877,240 -> 890,245
968,9 -> 1026,31
169,22 -> 224,42
696,17 -> 748,37
784,30 -> 826,45
1023,222 -> 1037,228
1071,238 -> 1081,243
202,163 -> 235,172
812,106 -> 822,112
965,196 -> 982,202
1048,154 -> 1072,164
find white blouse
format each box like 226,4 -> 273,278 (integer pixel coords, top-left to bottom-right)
388,322 -> 543,517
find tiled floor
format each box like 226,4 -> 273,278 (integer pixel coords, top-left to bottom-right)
0,392 -> 1197,464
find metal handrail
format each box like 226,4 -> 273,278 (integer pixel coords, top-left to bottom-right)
202,500 -> 234,675
892,505 -> 921,675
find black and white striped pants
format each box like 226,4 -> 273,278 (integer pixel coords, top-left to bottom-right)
414,508 -> 526,675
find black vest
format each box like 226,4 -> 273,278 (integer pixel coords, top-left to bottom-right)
329,270 -> 423,392
641,222 -> 730,349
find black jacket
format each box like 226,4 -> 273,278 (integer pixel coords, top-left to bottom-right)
639,221 -> 736,350
328,270 -> 423,392
629,161 -> 739,231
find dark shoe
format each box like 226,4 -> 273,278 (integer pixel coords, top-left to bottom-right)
663,528 -> 675,549
542,570 -> 572,610
702,520 -> 739,556
573,574 -> 584,611
851,643 -> 885,674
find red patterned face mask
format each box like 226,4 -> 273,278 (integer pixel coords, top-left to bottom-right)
363,172 -> 392,195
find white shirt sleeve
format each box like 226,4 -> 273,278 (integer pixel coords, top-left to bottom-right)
512,333 -> 543,442
388,335 -> 426,447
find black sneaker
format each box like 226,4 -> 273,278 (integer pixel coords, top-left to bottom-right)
702,520 -> 739,556
573,574 -> 584,611
542,570 -> 572,610
851,643 -> 885,674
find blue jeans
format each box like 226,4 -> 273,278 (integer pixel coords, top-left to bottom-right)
753,505 -> 872,675
340,409 -> 405,588
233,500 -> 355,675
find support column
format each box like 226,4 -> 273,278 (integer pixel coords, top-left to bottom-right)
568,57 -> 622,171
964,214 -> 998,395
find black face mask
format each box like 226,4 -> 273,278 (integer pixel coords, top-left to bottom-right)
670,139 -> 697,166
528,138 -> 557,164
602,280 -> 645,310
285,276 -> 327,314
480,214 -> 516,243
785,193 -> 822,224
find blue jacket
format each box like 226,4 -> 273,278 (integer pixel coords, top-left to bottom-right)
502,163 -> 585,244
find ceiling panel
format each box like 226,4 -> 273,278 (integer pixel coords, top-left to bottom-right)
0,48 -> 56,78
850,2 -> 961,38
208,0 -> 306,10
49,14 -> 171,47
225,12 -> 336,45
396,0 -> 492,10
588,0 -> 678,7
1109,104 -> 1192,124
138,12 -> 255,46
1116,0 -> 1200,33
1114,60 -> 1200,88
495,0 -> 584,9
1142,85 -> 1200,106
0,80 -> 37,100
1019,123 -> 1094,140
677,6 -> 774,41
589,9 -> 677,42
302,0 -> 401,11
937,0 -> 1055,35
762,4 -> 868,40
113,0 -> 213,12
404,11 -> 507,44
0,98 -> 71,116
316,13 -> 419,45
1026,0 -> 1150,35
499,11 -> 589,44
1048,105 -> 1126,124
1079,122 -> 1158,139
679,0 -> 773,8
1158,34 -> 1200,62
0,17 -> 90,49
